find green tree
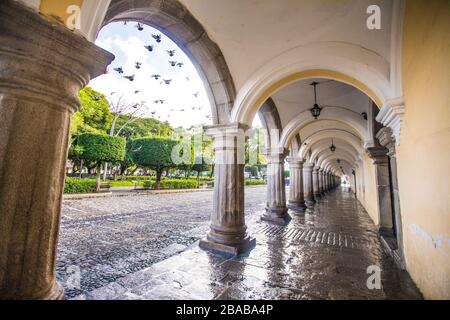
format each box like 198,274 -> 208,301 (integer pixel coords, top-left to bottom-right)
77,133 -> 126,191
130,137 -> 178,189
192,157 -> 211,188
75,87 -> 113,133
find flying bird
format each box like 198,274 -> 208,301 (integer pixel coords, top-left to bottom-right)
114,67 -> 124,74
161,79 -> 172,85
154,99 -> 165,104
185,77 -> 190,81
135,62 -> 142,69
169,61 -> 177,67
124,75 -> 135,81
110,92 -> 116,95
135,23 -> 144,31
176,62 -> 184,68
151,74 -> 161,80
134,90 -> 140,94
152,34 -> 162,43
144,45 -> 154,52
193,92 -> 199,98
151,111 -> 156,115
167,50 -> 176,57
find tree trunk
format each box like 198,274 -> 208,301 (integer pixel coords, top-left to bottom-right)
95,165 -> 101,192
197,172 -> 200,189
155,169 -> 162,190
103,162 -> 108,180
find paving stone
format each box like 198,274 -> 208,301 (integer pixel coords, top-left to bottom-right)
59,187 -> 422,300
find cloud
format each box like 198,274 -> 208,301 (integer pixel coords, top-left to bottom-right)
89,22 -> 212,128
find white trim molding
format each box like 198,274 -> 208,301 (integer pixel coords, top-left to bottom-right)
80,0 -> 111,42
376,97 -> 405,146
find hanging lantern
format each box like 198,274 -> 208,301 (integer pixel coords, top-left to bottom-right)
330,139 -> 336,152
309,82 -> 322,119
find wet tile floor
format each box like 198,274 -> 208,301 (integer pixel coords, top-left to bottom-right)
58,187 -> 423,300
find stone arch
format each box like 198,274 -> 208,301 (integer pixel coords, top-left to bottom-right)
279,107 -> 370,151
94,0 -> 236,125
231,41 -> 391,125
310,140 -> 360,164
257,98 -> 282,149
299,129 -> 363,159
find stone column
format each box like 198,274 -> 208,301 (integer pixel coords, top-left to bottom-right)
367,147 -> 395,236
0,0 -> 114,300
286,157 -> 306,213
377,127 -> 405,266
262,151 -> 290,225
303,163 -> 315,208
319,169 -> 324,194
312,166 -> 321,200
200,123 -> 255,255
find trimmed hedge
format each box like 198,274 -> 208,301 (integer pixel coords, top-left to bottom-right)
245,179 -> 266,186
64,178 -> 96,194
143,179 -> 198,190
78,133 -> 126,164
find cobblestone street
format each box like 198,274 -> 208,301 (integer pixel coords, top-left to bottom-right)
57,187 -> 422,300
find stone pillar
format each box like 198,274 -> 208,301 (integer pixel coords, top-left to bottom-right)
377,127 -> 405,266
319,169 -> 324,194
324,172 -> 329,191
200,123 -> 255,255
0,0 -> 114,300
262,151 -> 290,225
286,157 -> 306,213
367,147 -> 395,236
303,163 -> 315,208
312,166 -> 321,200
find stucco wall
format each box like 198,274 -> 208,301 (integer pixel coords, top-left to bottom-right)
356,153 -> 379,225
397,0 -> 450,300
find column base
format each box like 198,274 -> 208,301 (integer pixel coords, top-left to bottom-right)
199,236 -> 256,256
261,207 -> 291,226
305,199 -> 316,208
288,201 -> 307,213
46,282 -> 65,300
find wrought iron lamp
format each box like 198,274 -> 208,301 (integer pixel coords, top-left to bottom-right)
309,82 -> 322,119
330,139 -> 336,152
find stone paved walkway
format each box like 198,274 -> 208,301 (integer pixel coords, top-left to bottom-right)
58,187 -> 422,300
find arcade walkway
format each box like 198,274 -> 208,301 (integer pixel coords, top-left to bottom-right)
61,187 -> 422,300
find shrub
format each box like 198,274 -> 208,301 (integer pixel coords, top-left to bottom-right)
143,179 -> 198,190
64,178 -> 96,194
130,137 -> 178,189
245,179 -> 266,186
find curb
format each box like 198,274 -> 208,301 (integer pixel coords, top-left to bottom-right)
63,188 -> 213,200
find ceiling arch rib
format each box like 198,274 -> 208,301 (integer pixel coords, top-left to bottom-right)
279,107 -> 370,150
309,139 -> 360,164
299,129 -> 363,159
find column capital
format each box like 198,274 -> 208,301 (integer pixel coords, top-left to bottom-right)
204,122 -> 250,138
0,0 -> 114,113
376,127 -> 396,157
376,96 -> 404,146
286,156 -> 304,166
366,147 -> 389,165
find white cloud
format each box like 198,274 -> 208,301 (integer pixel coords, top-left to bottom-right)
89,22 -> 212,128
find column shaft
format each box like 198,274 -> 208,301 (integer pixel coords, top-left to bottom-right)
262,152 -> 290,225
286,158 -> 306,213
0,0 -> 113,299
200,124 -> 255,255
303,163 -> 315,208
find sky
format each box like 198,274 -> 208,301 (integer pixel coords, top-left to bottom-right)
89,22 -> 261,129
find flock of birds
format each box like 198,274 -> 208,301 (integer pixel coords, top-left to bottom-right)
104,22 -> 212,122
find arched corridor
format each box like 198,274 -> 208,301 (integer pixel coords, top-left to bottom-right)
0,0 -> 449,300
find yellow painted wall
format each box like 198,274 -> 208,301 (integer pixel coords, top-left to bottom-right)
357,153 -> 379,225
40,0 -> 84,24
397,0 -> 450,299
